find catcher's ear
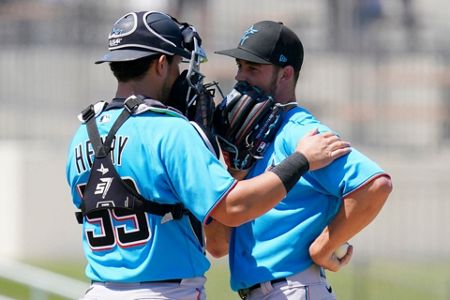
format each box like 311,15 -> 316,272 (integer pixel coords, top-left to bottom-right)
155,55 -> 168,76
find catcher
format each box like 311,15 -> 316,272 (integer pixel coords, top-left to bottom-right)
66,11 -> 351,300
208,20 -> 392,300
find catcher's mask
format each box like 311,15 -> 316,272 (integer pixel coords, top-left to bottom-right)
167,21 -> 211,116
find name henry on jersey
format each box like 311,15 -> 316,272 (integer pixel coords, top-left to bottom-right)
73,135 -> 129,175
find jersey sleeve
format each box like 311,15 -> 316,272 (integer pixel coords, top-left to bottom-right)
309,147 -> 386,197
281,114 -> 386,198
159,119 -> 236,223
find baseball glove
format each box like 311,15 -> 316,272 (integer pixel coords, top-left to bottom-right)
213,82 -> 283,170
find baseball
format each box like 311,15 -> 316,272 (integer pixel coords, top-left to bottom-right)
334,242 -> 350,259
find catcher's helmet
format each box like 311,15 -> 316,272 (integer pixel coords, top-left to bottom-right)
95,11 -> 192,64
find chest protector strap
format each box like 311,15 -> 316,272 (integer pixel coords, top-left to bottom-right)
76,96 -> 187,224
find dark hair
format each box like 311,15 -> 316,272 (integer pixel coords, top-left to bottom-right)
109,54 -> 174,82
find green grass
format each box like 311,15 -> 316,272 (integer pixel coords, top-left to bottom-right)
206,258 -> 450,300
0,261 -> 88,300
0,258 -> 448,300
205,259 -> 239,299
327,259 -> 450,300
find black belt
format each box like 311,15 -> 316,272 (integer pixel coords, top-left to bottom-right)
238,277 -> 287,299
92,279 -> 182,285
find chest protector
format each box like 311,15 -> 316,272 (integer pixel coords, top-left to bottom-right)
75,96 -> 189,224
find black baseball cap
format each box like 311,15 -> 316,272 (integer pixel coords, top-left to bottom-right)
95,11 -> 191,64
216,21 -> 304,71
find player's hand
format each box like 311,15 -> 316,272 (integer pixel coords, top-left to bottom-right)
309,242 -> 354,272
296,129 -> 351,171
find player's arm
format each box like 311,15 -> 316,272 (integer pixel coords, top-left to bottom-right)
205,219 -> 231,258
309,174 -> 392,272
205,130 -> 351,255
204,169 -> 245,258
204,167 -> 264,258
210,130 -> 351,227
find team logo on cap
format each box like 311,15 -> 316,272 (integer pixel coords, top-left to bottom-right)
111,28 -> 123,35
109,13 -> 136,38
108,12 -> 137,48
239,25 -> 258,46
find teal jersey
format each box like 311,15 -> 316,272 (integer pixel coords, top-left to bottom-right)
66,100 -> 236,282
229,106 -> 386,291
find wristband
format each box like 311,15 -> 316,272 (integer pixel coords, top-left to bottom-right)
270,152 -> 309,192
